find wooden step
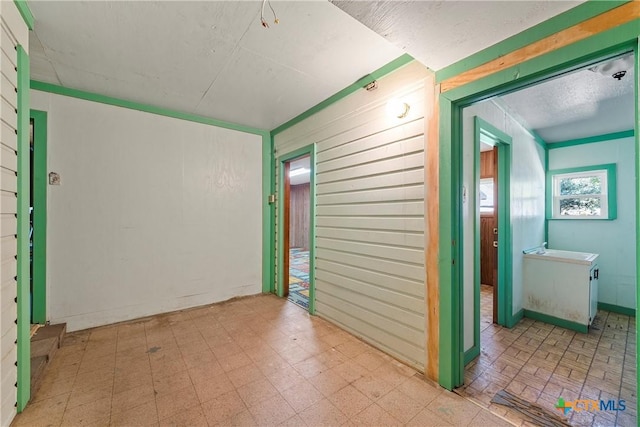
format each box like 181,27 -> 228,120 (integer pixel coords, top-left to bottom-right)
29,323 -> 67,399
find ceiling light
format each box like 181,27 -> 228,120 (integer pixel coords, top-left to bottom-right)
289,168 -> 309,177
387,98 -> 410,119
589,54 -> 634,80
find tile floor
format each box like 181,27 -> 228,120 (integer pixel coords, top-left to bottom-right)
13,294 -> 512,427
459,285 -> 637,427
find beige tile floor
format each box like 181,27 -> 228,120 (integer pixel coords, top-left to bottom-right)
459,285 -> 637,427
13,294 -> 513,427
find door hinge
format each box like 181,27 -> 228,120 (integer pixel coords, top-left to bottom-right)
268,194 -> 276,204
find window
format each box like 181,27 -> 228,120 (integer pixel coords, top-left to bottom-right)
547,164 -> 617,220
479,178 -> 494,214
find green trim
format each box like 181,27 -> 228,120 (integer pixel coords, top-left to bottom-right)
544,148 -> 549,243
276,145 -> 316,314
531,131 -> 547,151
13,0 -> 34,30
513,309 -> 524,324
262,133 -> 274,293
30,80 -> 268,137
443,24 -> 638,103
438,95 -> 462,390
438,21 -> 638,393
463,345 -> 480,365
16,45 -> 30,412
473,117 -> 514,341
598,302 -> 636,317
435,1 -> 629,82
546,163 -> 617,220
308,144 -> 317,315
30,110 -> 47,324
271,54 -> 414,136
269,134 -> 276,294
523,309 -> 589,334
635,39 -> 639,417
547,130 -> 635,150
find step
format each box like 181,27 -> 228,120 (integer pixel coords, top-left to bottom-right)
29,323 -> 67,399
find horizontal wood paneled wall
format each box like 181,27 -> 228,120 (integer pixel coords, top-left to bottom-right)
0,2 -> 28,424
275,61 -> 431,370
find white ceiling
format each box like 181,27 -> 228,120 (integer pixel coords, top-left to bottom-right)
330,1 -> 634,144
497,54 -> 635,143
330,0 -> 583,70
28,1 -> 597,133
28,1 -> 404,130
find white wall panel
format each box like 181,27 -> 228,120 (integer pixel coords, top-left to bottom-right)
31,90 -> 263,332
274,61 -> 430,370
0,1 -> 25,424
548,137 -> 636,309
461,100 -> 546,352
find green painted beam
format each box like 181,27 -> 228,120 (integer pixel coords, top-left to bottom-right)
13,0 -> 34,30
30,110 -> 47,324
271,54 -> 415,136
547,129 -> 635,149
30,80 -> 269,137
435,1 -> 629,82
16,45 -> 30,412
443,21 -> 639,102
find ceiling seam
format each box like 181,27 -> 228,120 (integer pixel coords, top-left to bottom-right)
193,7 -> 262,114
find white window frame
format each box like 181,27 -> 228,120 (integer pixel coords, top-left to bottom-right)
547,164 -> 617,220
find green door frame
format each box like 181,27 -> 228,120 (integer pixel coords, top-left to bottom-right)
465,117 -> 513,365
438,24 -> 640,390
30,110 -> 47,324
16,45 -> 31,412
277,144 -> 316,314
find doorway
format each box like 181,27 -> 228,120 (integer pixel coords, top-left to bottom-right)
277,145 -> 316,313
30,110 -> 47,324
286,155 -> 311,310
465,116 -> 512,365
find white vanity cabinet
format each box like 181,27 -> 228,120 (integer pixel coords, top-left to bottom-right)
523,249 -> 599,332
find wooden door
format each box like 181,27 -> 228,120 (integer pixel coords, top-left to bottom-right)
479,147 -> 498,321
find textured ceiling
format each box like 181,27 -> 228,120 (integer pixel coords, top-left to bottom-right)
497,54 -> 635,143
28,1 -> 403,130
330,0 -> 583,70
28,0 -> 628,140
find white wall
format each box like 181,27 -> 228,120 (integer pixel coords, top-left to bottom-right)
31,91 -> 263,331
0,2 -> 28,424
548,137 -> 636,309
274,61 -> 430,370
462,100 -> 546,352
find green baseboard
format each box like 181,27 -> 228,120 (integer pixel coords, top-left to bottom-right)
507,309 -> 524,328
598,302 -> 636,317
464,345 -> 480,365
523,309 -> 589,333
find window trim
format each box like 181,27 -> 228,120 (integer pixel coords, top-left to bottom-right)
546,163 -> 617,220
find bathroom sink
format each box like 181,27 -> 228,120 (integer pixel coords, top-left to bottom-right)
524,249 -> 598,264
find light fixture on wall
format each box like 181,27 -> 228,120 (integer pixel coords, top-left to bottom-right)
386,98 -> 410,119
289,168 -> 309,177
